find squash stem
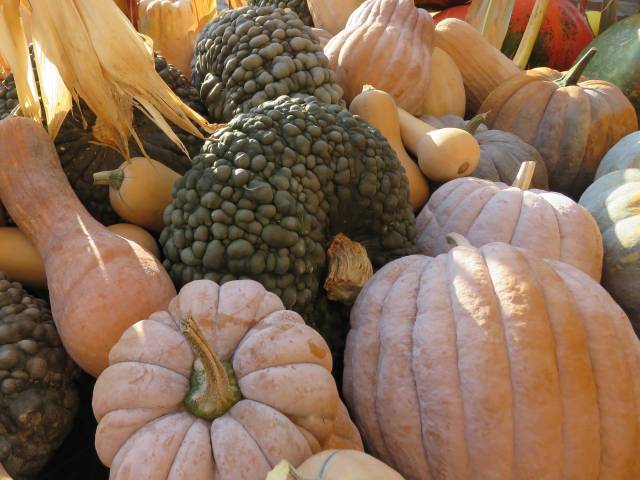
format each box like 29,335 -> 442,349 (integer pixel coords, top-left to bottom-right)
465,113 -> 488,135
181,316 -> 242,421
323,233 -> 373,305
513,0 -> 551,69
446,233 -> 473,248
512,161 -> 536,190
265,461 -> 307,480
93,169 -> 125,189
557,48 -> 598,87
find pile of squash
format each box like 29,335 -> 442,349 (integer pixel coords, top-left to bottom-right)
1,0 -> 640,478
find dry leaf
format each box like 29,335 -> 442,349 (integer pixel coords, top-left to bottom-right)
465,0 -> 516,48
226,0 -> 248,8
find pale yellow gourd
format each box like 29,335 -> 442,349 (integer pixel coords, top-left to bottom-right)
307,0 -> 363,35
350,86 -> 430,211
397,107 -> 480,182
422,47 -> 465,117
93,157 -> 180,233
0,224 -> 160,289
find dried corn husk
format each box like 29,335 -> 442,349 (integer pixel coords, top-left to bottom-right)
225,0 -> 247,8
0,0 -> 212,160
512,0 -> 551,68
465,0 -> 516,48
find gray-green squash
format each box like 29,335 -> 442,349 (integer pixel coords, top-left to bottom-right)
595,131 -> 640,180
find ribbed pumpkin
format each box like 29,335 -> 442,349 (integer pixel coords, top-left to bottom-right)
324,0 -> 434,115
596,131 -> 640,179
421,115 -> 548,188
580,169 -> 640,334
93,279 -> 363,479
344,238 -> 640,480
307,0 -> 363,34
417,162 -> 602,280
479,48 -> 638,198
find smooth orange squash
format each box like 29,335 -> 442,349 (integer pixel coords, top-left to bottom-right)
0,117 -> 176,377
422,47 -> 465,117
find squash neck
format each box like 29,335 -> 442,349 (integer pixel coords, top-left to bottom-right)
556,48 -> 597,87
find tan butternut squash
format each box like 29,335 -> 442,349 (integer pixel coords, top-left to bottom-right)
350,86 -> 430,211
422,47 -> 465,117
106,223 -> 161,257
397,107 -> 480,182
93,156 -> 180,233
0,117 -> 176,376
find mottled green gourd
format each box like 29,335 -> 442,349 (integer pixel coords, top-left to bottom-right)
191,6 -> 342,122
247,0 -> 313,26
159,95 -> 417,327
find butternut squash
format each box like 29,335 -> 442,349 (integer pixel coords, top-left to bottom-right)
93,156 -> 180,233
422,47 -> 465,117
106,224 -> 161,257
349,86 -> 430,211
0,117 -> 176,377
397,107 -> 480,181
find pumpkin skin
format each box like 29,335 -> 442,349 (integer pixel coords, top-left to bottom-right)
596,131 -> 640,179
421,115 -> 549,189
324,0 -> 435,115
416,170 -> 603,280
93,279 -> 363,479
479,49 -> 638,198
344,241 -> 640,480
580,169 -> 640,333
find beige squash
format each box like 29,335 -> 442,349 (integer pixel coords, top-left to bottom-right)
344,236 -> 640,480
325,0 -> 435,115
307,0 -> 363,35
422,47 -> 465,117
417,162 -> 603,280
93,279 -> 363,479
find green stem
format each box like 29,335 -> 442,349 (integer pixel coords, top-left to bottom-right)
465,113 -> 488,135
181,316 -> 241,421
93,169 -> 125,189
556,48 -> 598,87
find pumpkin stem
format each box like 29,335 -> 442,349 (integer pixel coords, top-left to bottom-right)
465,113 -> 488,135
266,460 -> 307,480
181,316 -> 242,421
511,161 -> 536,190
323,233 -> 373,305
93,169 -> 125,190
446,233 -> 473,248
557,48 -> 598,87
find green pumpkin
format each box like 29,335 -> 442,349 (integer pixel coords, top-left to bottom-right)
596,131 -> 640,179
578,14 -> 640,124
579,168 -> 640,334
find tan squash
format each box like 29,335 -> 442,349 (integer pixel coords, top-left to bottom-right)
422,47 -> 465,117
397,107 -> 480,181
0,117 -> 176,376
93,156 -> 180,233
344,236 -> 640,480
349,86 -> 430,211
105,224 -> 161,258
434,18 -> 521,113
325,0 -> 435,115
268,450 -> 405,480
92,279 -> 363,479
307,0 -> 363,35
310,27 -> 333,48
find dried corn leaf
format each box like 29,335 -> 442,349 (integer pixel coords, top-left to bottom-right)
226,0 -> 247,8
465,0 -> 516,49
0,52 -> 9,79
190,0 -> 217,32
512,0 -> 551,68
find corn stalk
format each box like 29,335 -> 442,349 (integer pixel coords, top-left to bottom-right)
512,0 -> 552,68
465,0 -> 517,48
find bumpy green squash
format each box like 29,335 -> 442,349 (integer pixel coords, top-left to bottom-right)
596,131 -> 640,179
579,14 -> 640,124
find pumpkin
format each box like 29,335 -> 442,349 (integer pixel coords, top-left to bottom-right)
267,450 -> 405,480
344,235 -> 640,480
417,161 -> 603,280
435,0 -> 594,70
580,168 -> 640,333
479,48 -> 638,198
93,156 -> 181,234
137,0 -> 216,80
596,131 -> 640,179
422,47 -> 465,118
434,18 -> 520,113
349,86 -> 430,210
92,279 -> 363,479
578,14 -> 640,125
324,0 -> 435,115
422,114 -> 549,188
0,117 -> 176,377
310,27 -> 333,48
307,0 -> 363,35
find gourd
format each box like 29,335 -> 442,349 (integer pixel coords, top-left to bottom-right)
479,48 -> 638,198
349,86 -> 430,211
267,450 -> 405,480
0,224 -> 161,290
434,18 -> 521,113
344,235 -> 640,480
422,47 -> 465,118
422,114 -> 549,188
397,107 -> 480,182
417,161 -> 602,280
92,279 -> 363,479
307,0 -> 363,35
310,27 -> 333,48
595,131 -> 640,179
580,168 -> 640,333
325,0 -> 435,115
93,156 -> 180,233
0,117 -> 176,377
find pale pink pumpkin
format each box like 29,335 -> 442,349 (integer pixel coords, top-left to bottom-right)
93,279 -> 362,480
344,236 -> 640,480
